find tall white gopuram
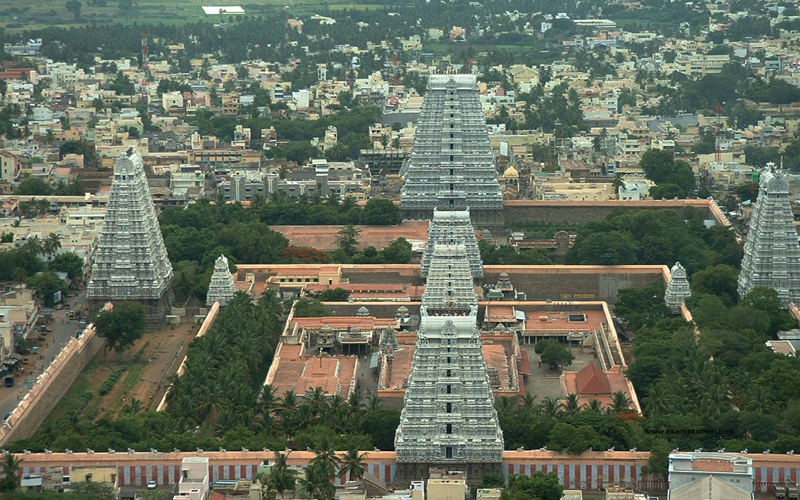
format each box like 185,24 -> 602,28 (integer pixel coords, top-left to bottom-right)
88,148 -> 173,327
206,254 -> 236,306
421,209 -> 483,279
400,75 -> 504,231
395,242 -> 503,483
665,262 -> 691,313
738,169 -> 800,305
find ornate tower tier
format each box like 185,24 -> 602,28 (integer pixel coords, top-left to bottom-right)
400,75 -> 504,231
395,244 -> 503,484
88,148 -> 173,328
421,209 -> 483,279
738,169 -> 800,305
665,262 -> 691,313
206,254 -> 236,306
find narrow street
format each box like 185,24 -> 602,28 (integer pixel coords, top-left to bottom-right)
0,288 -> 89,419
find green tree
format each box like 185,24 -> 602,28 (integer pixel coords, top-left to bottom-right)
313,288 -> 351,302
66,0 -> 82,19
539,343 -> 575,369
360,198 -> 401,225
690,264 -> 739,305
294,298 -> 330,318
266,451 -> 298,499
49,252 -> 85,282
547,423 -> 610,455
93,301 -> 147,353
66,481 -> 118,500
741,287 -> 795,336
336,224 -> 361,257
339,448 -> 368,481
649,183 -> 685,200
501,472 -> 563,500
15,177 -> 52,195
481,473 -> 506,488
26,272 -> 68,307
380,238 -> 413,264
0,453 -> 22,492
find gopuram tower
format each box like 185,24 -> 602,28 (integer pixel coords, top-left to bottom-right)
738,169 -> 800,305
88,148 -> 174,328
400,75 -> 504,231
206,254 -> 236,306
421,208 -> 483,279
395,240 -> 504,485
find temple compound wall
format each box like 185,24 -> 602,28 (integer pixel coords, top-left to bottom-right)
15,450 -> 800,493
502,199 -> 721,226
0,326 -> 102,446
235,265 -> 667,304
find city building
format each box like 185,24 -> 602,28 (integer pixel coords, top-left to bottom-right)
738,169 -> 800,305
176,456 -> 210,500
400,75 -> 504,231
667,452 -> 754,500
88,148 -> 174,328
206,254 -> 236,307
266,160 -> 371,201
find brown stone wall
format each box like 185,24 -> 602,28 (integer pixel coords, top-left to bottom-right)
483,266 -> 667,303
502,200 -> 714,226
0,331 -> 104,445
340,265 -> 422,285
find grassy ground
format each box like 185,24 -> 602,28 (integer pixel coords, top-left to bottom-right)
0,0 -> 381,32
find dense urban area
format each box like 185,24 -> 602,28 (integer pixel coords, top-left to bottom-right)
1,0 -> 800,499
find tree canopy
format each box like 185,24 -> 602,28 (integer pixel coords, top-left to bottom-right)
93,301 -> 147,353
15,177 -> 52,196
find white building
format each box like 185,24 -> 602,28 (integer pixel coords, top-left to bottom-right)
176,457 -> 210,500
667,452 -> 754,500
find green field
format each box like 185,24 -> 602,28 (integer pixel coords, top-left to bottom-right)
0,0 -> 383,32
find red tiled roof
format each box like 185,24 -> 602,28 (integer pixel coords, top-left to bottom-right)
576,363 -> 611,395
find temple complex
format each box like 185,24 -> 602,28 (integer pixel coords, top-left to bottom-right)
421,208 -> 483,279
664,262 -> 691,313
206,254 -> 236,306
738,169 -> 800,305
395,242 -> 504,485
88,148 -> 174,328
400,75 -> 504,231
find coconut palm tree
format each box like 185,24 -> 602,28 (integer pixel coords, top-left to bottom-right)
0,454 -> 22,492
586,399 -> 604,413
560,394 -> 581,416
339,448 -> 368,481
539,396 -> 561,418
300,461 -> 335,500
43,233 -> 62,260
265,452 -> 298,500
611,391 -> 632,413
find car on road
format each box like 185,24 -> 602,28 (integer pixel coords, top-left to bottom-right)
147,479 -> 157,490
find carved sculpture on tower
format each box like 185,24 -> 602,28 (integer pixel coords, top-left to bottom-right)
88,148 -> 173,328
400,75 -> 504,231
421,208 -> 483,279
738,169 -> 800,305
395,242 -> 504,485
665,262 -> 691,313
206,254 -> 236,307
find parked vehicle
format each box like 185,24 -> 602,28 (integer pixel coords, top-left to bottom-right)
147,480 -> 157,490
777,484 -> 788,499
